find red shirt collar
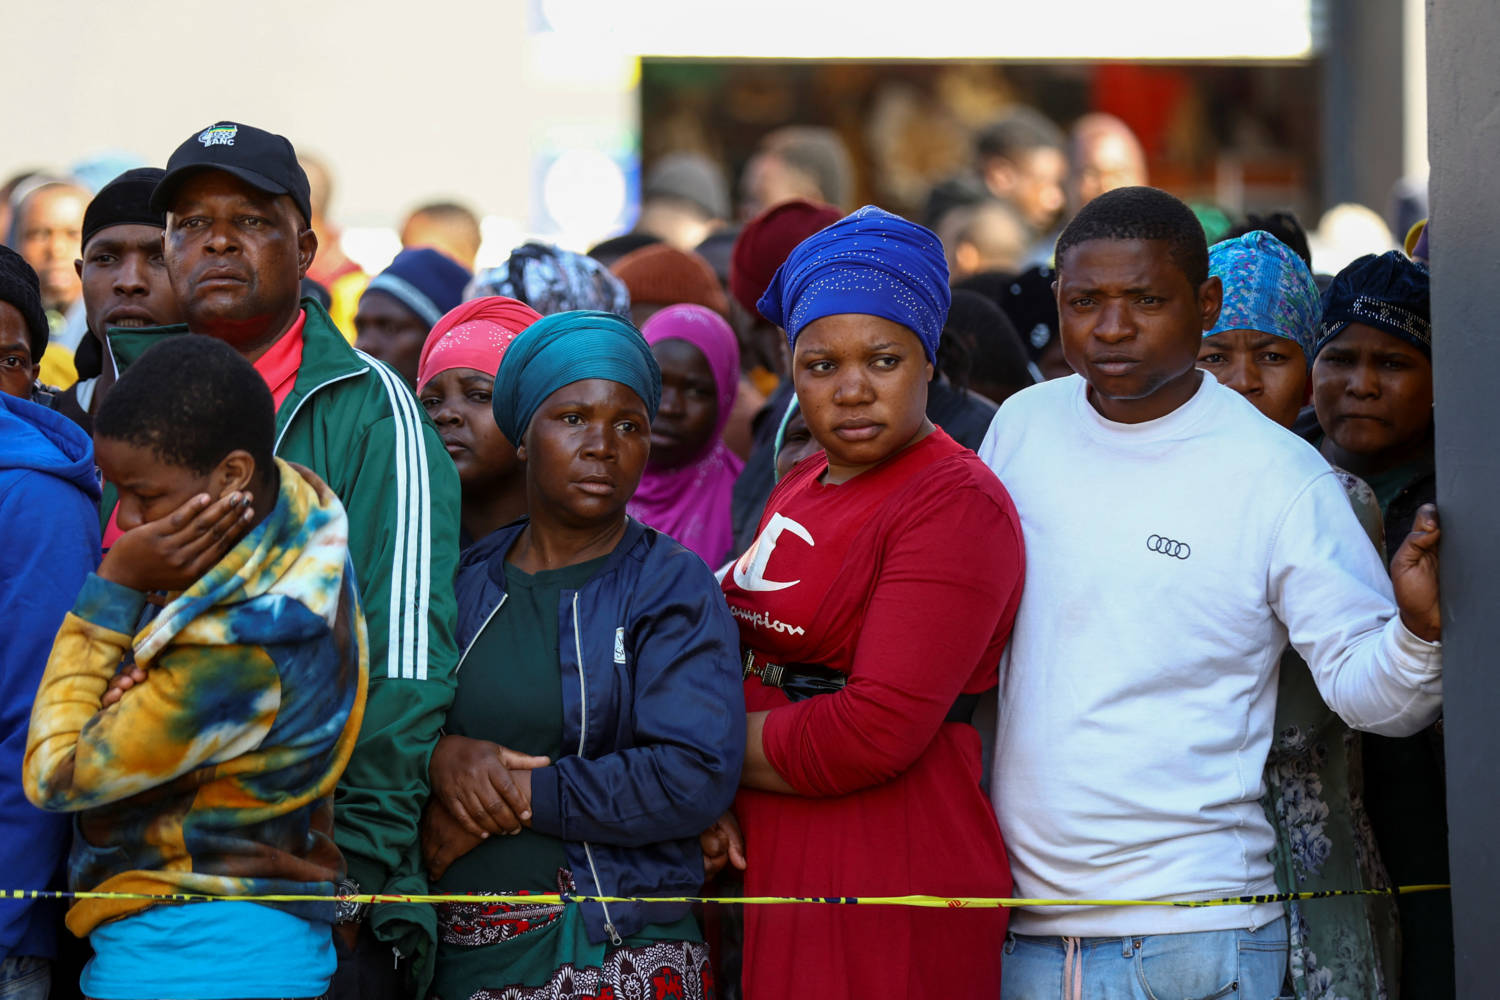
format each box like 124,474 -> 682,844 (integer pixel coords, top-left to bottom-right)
253,310 -> 306,410
103,314 -> 307,554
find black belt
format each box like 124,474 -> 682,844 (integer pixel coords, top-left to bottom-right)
743,648 -> 981,725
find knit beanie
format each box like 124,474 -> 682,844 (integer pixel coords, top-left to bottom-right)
729,199 -> 842,320
363,247 -> 472,328
0,246 -> 48,361
610,244 -> 729,319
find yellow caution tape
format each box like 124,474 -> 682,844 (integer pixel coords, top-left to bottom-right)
0,885 -> 1451,908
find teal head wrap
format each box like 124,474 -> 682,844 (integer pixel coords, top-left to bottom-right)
492,309 -> 662,443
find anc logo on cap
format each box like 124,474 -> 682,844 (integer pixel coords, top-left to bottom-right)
197,125 -> 238,148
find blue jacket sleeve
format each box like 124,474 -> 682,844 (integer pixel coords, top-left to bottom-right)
529,546 -> 746,847
0,470 -> 99,954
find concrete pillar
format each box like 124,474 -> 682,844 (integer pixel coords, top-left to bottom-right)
1426,0 -> 1500,993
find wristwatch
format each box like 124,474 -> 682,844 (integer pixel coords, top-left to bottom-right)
335,877 -> 367,925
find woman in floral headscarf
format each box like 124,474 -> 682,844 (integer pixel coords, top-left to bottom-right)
1202,231 -> 1397,1000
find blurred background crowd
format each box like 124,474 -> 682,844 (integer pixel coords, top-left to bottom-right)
0,2 -> 1463,997
2,0 -> 1427,320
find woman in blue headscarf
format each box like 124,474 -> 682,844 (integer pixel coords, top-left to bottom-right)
714,207 -> 1025,997
421,310 -> 745,1000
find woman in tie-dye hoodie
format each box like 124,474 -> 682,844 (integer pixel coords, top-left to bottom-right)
24,336 -> 368,1000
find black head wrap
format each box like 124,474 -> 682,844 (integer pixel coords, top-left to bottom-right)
81,167 -> 167,249
1316,251 -> 1431,358
988,265 -> 1059,363
72,168 -> 170,380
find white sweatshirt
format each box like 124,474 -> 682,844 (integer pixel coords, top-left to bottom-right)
978,372 -> 1442,937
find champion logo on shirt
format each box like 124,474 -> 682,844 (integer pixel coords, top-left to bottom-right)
729,605 -> 806,636
733,513 -> 814,593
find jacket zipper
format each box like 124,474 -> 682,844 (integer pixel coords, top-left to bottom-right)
572,592 -> 621,945
272,367 -> 370,454
454,594 -> 507,677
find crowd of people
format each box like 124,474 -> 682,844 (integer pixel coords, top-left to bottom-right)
0,105 -> 1445,1000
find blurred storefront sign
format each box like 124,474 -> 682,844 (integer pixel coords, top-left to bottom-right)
531,0 -> 1319,61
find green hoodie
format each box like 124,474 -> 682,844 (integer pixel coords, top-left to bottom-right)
107,299 -> 460,991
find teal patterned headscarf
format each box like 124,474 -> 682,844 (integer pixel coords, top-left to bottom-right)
1206,231 -> 1320,365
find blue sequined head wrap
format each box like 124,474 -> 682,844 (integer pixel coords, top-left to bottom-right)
756,205 -> 951,362
492,310 -> 662,443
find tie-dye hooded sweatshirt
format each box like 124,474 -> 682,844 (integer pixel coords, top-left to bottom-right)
24,460 -> 368,938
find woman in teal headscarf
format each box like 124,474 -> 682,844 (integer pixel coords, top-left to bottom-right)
421,311 -> 745,1000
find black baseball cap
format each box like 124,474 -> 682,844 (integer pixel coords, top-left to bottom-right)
151,121 -> 312,224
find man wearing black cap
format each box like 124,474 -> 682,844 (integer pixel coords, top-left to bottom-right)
106,121 -> 461,1000
51,168 -> 183,432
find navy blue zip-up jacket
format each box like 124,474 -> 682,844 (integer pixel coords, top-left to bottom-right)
455,517 -> 745,944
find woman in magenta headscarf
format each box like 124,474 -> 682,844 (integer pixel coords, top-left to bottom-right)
627,303 -> 744,566
416,296 -> 543,547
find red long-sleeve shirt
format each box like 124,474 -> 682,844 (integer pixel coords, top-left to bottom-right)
722,428 -> 1024,997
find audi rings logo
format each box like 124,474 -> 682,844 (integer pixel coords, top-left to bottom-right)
1146,534 -> 1191,559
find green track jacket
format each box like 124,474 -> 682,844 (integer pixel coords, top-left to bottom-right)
107,300 -> 460,988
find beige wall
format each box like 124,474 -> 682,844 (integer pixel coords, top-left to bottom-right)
11,0 -> 1384,260
1,0 -> 638,254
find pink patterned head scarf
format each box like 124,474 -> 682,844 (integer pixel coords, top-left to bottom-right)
416,296 -> 543,391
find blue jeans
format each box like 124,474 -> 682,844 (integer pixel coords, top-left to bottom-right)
0,956 -> 50,1000
1001,918 -> 1290,1000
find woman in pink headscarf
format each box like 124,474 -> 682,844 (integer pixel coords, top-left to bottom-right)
628,303 -> 744,566
416,296 -> 543,547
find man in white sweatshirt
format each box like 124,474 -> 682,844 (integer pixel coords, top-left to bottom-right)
978,186 -> 1442,1000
